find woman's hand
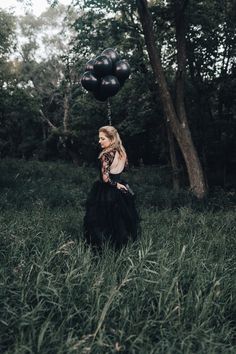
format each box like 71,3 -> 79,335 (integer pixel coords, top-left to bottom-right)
116,183 -> 127,191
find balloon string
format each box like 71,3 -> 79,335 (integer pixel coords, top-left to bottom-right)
107,98 -> 112,126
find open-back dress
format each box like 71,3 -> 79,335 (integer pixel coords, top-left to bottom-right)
83,149 -> 139,249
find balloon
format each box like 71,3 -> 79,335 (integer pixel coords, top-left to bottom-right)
85,59 -> 95,72
94,55 -> 113,77
81,50 -> 131,101
93,89 -> 108,102
114,60 -> 131,82
81,71 -> 99,92
102,48 -> 120,65
100,75 -> 120,97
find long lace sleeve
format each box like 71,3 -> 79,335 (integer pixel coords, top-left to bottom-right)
101,151 -> 117,187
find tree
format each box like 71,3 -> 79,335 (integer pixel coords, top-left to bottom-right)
0,10 -> 16,59
185,0 -> 236,187
136,0 -> 207,198
16,5 -> 82,162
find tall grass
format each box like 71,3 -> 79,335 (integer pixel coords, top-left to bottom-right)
0,159 -> 235,353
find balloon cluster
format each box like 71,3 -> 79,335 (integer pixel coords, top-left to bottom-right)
81,48 -> 131,102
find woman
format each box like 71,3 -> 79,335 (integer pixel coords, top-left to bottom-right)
84,125 -> 139,249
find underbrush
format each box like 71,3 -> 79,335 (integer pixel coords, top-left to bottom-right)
0,159 -> 235,353
0,159 -> 235,211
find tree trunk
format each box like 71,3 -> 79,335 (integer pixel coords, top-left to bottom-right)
166,122 -> 180,191
136,0 -> 207,198
63,85 -> 70,133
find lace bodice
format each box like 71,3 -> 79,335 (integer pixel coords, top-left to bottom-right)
100,150 -> 128,186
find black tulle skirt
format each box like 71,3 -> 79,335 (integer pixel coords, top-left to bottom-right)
83,179 -> 139,249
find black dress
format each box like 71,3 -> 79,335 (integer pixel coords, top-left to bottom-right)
83,149 -> 139,249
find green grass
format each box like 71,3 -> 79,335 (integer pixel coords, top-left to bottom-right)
0,159 -> 235,353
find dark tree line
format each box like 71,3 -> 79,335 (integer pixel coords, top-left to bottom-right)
0,0 -> 235,196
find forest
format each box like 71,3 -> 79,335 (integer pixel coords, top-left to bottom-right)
0,0 -> 235,195
0,1 -> 235,353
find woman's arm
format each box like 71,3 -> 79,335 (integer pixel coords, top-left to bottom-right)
101,152 -> 128,190
101,152 -> 117,187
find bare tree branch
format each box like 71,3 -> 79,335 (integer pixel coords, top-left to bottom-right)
39,109 -> 57,130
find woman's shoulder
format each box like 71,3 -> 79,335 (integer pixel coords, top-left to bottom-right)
103,149 -> 116,158
101,149 -> 116,162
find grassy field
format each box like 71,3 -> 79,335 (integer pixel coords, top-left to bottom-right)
0,159 -> 235,354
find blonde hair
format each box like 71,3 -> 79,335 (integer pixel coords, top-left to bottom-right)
98,125 -> 126,159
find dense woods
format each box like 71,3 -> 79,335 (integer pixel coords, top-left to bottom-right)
0,0 -> 235,193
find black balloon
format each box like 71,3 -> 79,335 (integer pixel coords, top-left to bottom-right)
102,48 -> 120,65
85,59 -> 95,72
81,49 -> 131,101
114,60 -> 131,82
94,55 -> 113,77
100,75 -> 120,97
81,71 -> 99,92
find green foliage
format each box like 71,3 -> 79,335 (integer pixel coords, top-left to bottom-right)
0,160 -> 235,353
70,0 -> 236,186
186,0 -> 236,79
0,87 -> 42,158
0,1 -> 235,188
0,10 -> 16,58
